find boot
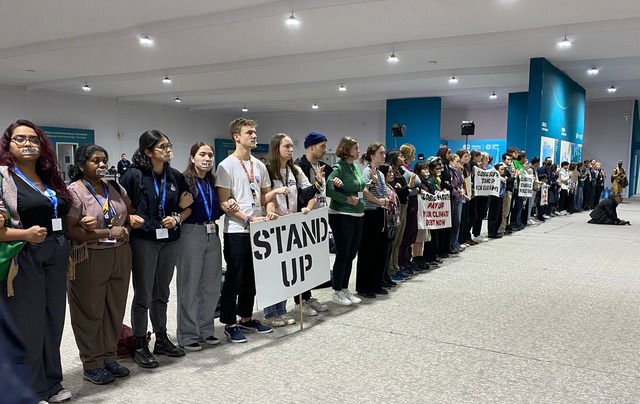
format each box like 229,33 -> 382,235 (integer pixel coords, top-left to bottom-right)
153,332 -> 185,357
134,337 -> 159,368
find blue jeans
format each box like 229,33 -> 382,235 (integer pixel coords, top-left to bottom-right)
263,301 -> 287,318
451,201 -> 463,249
574,188 -> 584,211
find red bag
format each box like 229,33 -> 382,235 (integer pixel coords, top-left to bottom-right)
117,324 -> 150,359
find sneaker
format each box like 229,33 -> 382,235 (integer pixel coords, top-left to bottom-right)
279,313 -> 296,325
294,302 -> 318,316
181,342 -> 202,352
461,243 -> 470,248
472,236 -> 485,243
543,214 -> 551,219
238,319 -> 273,334
202,336 -> 220,345
49,389 -> 73,403
342,289 -> 362,304
104,362 -> 130,378
390,274 -> 406,283
39,401 -> 49,404
331,290 -> 352,306
261,316 -> 287,327
527,219 -> 536,225
307,298 -> 328,312
83,368 -> 115,385
224,325 -> 247,343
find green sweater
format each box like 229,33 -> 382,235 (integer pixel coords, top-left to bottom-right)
327,159 -> 366,215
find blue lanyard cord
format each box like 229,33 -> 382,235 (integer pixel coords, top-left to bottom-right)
13,166 -> 58,217
82,180 -> 117,228
153,169 -> 167,217
196,178 -> 213,221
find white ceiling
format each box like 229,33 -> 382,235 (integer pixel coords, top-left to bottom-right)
2,0 -> 639,113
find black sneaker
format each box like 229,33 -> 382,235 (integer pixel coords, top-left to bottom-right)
104,362 -> 130,378
238,319 -> 273,334
83,368 -> 115,385
181,342 -> 202,352
202,336 -> 220,345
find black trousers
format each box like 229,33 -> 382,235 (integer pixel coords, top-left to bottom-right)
473,196 -> 489,236
356,209 -> 386,293
458,202 -> 470,245
220,233 -> 256,325
487,196 -> 504,235
464,197 -> 478,241
329,214 -> 363,291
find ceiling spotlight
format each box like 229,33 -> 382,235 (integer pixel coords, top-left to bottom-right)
242,107 -> 249,112
174,97 -> 182,103
82,83 -> 91,92
449,76 -> 458,84
338,84 -> 347,92
162,76 -> 172,84
587,67 -> 599,76
557,35 -> 572,48
607,86 -> 617,93
139,35 -> 154,46
285,12 -> 300,26
312,103 -> 319,110
489,92 -> 497,99
387,52 -> 399,63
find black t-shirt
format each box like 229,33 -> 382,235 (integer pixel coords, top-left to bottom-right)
12,171 -> 70,233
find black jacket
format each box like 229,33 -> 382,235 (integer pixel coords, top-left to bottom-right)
589,195 -> 619,224
294,155 -> 333,210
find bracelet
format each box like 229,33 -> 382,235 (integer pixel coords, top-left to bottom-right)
244,215 -> 253,229
107,228 -> 113,240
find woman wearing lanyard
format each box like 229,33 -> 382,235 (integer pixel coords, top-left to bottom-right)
262,133 -> 321,326
326,136 -> 366,306
0,119 -> 73,403
176,142 -> 225,350
119,130 -> 193,368
65,144 -> 143,385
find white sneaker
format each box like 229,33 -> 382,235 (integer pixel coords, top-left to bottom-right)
295,301 -> 318,316
342,289 -> 362,304
39,401 -> 49,404
262,316 -> 286,327
307,298 -> 328,312
331,291 -> 352,306
472,236 -> 485,243
461,243 -> 470,248
49,389 -> 72,403
279,313 -> 296,325
527,219 -> 536,225
543,214 -> 551,219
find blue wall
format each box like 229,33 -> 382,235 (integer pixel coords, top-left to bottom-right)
525,58 -> 585,162
386,97 -> 441,155
506,92 -> 528,151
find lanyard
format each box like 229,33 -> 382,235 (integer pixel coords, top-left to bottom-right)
13,166 -> 58,217
234,154 -> 256,197
284,166 -> 290,211
82,179 -> 116,228
196,178 -> 213,221
349,163 -> 363,187
153,169 -> 167,217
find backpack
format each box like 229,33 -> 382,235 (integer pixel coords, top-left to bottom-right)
116,324 -> 150,359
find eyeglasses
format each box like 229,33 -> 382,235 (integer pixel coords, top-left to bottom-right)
155,143 -> 173,151
11,135 -> 41,146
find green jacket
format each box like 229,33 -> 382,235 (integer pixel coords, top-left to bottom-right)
327,159 -> 365,215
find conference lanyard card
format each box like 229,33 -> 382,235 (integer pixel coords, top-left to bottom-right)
357,192 -> 364,199
156,228 -> 169,239
98,237 -> 117,244
51,218 -> 63,231
205,223 -> 216,234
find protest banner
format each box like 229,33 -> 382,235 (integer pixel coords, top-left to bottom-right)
519,174 -> 534,198
540,184 -> 549,206
418,190 -> 451,229
474,167 -> 500,197
250,207 -> 331,310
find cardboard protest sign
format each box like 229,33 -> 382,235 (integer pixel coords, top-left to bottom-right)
418,190 -> 451,230
250,207 -> 331,309
540,184 -> 549,206
519,174 -> 534,198
474,167 -> 500,197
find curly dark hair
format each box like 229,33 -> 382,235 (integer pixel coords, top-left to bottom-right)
0,119 -> 72,203
68,144 -> 109,182
132,130 -> 169,170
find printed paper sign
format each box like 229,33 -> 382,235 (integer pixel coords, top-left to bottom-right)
418,191 -> 452,230
519,175 -> 534,198
474,167 -> 500,197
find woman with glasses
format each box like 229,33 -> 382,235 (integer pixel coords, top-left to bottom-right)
119,130 -> 193,369
0,119 -> 74,403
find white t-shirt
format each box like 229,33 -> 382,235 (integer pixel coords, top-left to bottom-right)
270,165 -> 312,216
215,154 -> 271,233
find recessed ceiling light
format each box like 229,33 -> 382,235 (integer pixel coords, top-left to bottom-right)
162,76 -> 172,84
449,76 -> 458,84
312,103 -> 319,110
139,35 -> 154,46
285,12 -> 300,27
429,60 -> 438,64
387,52 -> 399,63
242,107 -> 249,112
82,83 -> 91,92
557,35 -> 572,48
338,84 -> 347,92
587,67 -> 599,75
489,92 -> 497,99
26,69 -> 35,72
174,97 -> 182,103
607,85 -> 617,93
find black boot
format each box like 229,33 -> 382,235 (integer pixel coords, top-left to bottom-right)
153,332 -> 185,357
134,336 -> 159,368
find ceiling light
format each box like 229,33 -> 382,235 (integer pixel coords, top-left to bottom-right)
338,84 -> 347,92
139,35 -> 154,46
489,92 -> 497,99
449,76 -> 458,84
242,107 -> 248,112
387,52 -> 399,63
82,83 -> 91,92
174,97 -> 182,103
557,35 -> 572,48
587,67 -> 599,76
607,86 -> 617,93
285,12 -> 300,26
162,76 -> 172,84
312,103 -> 319,110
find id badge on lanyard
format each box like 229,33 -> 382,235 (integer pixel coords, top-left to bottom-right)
205,222 -> 216,234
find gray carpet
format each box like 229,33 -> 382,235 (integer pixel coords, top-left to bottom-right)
59,198 -> 640,403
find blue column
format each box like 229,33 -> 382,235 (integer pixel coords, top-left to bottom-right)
506,92 -> 528,151
386,97 -> 442,155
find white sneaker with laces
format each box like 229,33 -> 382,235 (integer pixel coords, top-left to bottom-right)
262,316 -> 286,327
332,291 -> 352,306
48,389 -> 72,403
342,289 -> 362,304
279,313 -> 296,325
307,298 -> 328,312
472,236 -> 485,243
298,302 -> 318,316
527,219 -> 536,225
